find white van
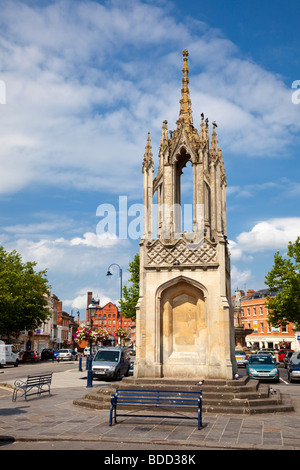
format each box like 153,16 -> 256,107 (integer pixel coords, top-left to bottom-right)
0,342 -> 19,367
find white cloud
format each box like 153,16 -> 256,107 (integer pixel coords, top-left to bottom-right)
0,0 -> 299,197
70,232 -> 120,248
230,265 -> 252,289
63,291 -> 113,311
228,240 -> 253,262
229,217 -> 300,260
5,231 -> 130,273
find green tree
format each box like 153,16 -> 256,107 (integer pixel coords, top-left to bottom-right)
265,237 -> 300,328
0,246 -> 51,338
119,253 -> 139,321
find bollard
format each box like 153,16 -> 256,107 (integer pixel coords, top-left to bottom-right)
86,355 -> 93,388
79,355 -> 82,372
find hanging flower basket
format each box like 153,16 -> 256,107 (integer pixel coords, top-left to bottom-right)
74,327 -> 109,344
115,328 -> 128,339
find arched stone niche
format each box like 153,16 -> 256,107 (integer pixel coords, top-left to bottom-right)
156,277 -> 208,377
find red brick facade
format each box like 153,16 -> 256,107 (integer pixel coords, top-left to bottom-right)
240,289 -> 296,350
86,292 -> 136,346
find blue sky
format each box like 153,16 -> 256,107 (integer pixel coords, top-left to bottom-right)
0,0 -> 299,320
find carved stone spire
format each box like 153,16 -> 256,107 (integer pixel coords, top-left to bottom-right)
178,49 -> 193,126
142,131 -> 154,172
158,120 -> 168,171
200,113 -> 209,148
211,122 -> 219,152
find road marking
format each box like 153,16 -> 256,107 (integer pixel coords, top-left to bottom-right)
280,377 -> 289,385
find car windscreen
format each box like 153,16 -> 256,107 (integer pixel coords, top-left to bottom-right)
59,350 -> 69,353
291,353 -> 300,365
94,350 -> 120,362
249,356 -> 274,364
235,351 -> 246,355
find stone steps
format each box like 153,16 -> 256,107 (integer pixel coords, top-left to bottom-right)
73,376 -> 294,415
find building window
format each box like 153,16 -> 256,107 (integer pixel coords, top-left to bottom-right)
247,308 -> 250,316
282,324 -> 287,333
253,307 -> 256,316
260,306 -> 263,315
260,322 -> 264,333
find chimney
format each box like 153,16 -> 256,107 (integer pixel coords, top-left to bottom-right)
57,301 -> 62,313
87,291 -> 93,307
247,289 -> 255,298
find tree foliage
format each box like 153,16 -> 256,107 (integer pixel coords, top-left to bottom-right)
0,246 -> 51,338
119,253 -> 139,321
265,237 -> 300,328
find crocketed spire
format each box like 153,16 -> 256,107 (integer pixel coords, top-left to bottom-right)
178,49 -> 193,126
142,131 -> 154,172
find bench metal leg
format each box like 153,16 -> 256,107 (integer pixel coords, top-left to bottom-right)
109,404 -> 117,426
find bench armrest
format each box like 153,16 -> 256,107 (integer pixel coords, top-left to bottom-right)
13,379 -> 26,389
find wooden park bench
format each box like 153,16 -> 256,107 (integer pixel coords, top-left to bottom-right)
109,387 -> 203,429
12,372 -> 53,401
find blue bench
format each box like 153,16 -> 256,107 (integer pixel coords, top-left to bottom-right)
109,387 -> 203,429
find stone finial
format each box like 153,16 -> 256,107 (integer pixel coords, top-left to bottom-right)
142,131 -> 154,172
211,121 -> 219,151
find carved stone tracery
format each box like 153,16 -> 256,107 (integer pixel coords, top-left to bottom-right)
146,238 -> 217,267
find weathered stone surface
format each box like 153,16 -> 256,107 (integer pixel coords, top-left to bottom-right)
136,50 -> 236,380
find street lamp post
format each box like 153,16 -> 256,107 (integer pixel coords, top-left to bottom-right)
86,298 -> 97,388
106,263 -> 123,328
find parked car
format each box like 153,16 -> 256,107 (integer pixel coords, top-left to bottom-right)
278,349 -> 293,362
92,347 -> 131,380
235,350 -> 249,367
287,351 -> 300,383
53,350 -> 59,360
0,343 -> 19,367
257,349 -> 277,362
21,350 -> 40,362
57,349 -> 78,361
284,351 -> 294,369
41,348 -> 55,360
247,354 -> 279,382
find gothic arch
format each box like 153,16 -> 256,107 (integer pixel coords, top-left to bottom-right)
155,275 -> 208,302
155,276 -> 207,369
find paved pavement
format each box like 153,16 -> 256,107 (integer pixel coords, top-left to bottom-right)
0,367 -> 300,451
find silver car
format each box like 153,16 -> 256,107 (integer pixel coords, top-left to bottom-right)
235,350 -> 249,367
92,347 -> 130,380
57,349 -> 78,361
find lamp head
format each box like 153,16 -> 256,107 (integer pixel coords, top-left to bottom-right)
88,298 -> 97,319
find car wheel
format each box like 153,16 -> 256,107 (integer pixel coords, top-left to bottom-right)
14,360 -> 19,367
114,370 -> 121,381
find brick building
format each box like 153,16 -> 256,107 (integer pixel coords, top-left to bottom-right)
240,289 -> 297,350
57,301 -> 78,348
86,292 -> 136,347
